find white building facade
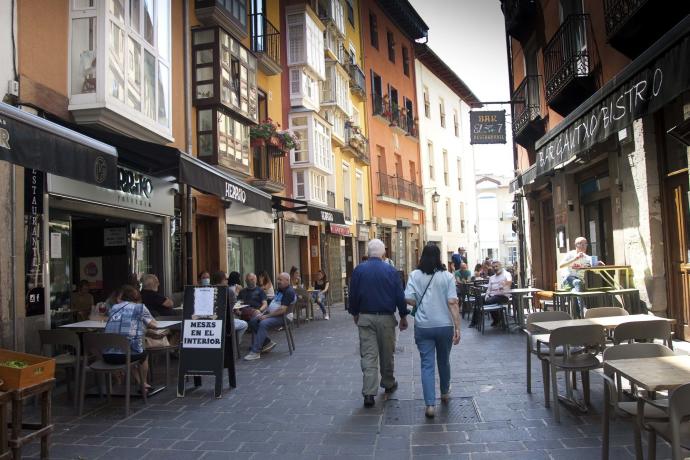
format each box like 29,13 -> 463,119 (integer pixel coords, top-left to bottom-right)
476,174 -> 517,267
414,45 -> 479,266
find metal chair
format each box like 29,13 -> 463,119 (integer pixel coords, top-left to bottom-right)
544,324 -> 606,422
647,383 -> 690,460
293,288 -> 312,326
584,306 -> 629,319
79,333 -> 147,417
144,316 -> 180,385
612,319 -> 673,350
607,288 -> 642,313
475,294 -> 508,334
524,311 -> 571,396
601,343 -> 675,460
38,329 -> 81,410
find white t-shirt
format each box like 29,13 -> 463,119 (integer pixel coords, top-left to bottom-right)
486,270 -> 512,298
559,250 -> 592,281
404,270 -> 457,328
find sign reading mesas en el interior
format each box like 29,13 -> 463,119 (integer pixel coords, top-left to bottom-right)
470,110 -> 506,144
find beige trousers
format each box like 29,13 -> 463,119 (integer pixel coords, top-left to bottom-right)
358,313 -> 398,396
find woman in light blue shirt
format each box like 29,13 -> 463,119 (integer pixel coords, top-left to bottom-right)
405,244 -> 461,418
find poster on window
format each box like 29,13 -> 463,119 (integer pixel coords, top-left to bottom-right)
79,257 -> 103,289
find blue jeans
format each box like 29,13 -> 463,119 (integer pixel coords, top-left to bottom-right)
311,291 -> 326,314
563,276 -> 585,316
249,315 -> 283,353
414,326 -> 454,406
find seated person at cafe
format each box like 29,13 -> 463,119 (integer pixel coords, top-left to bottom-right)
103,284 -> 156,392
559,236 -> 604,315
454,263 -> 472,284
211,271 -> 249,343
244,272 -> 295,361
484,261 -> 512,327
237,273 -> 268,321
258,271 -> 275,298
198,271 -> 211,286
140,274 -> 174,317
71,280 -> 94,320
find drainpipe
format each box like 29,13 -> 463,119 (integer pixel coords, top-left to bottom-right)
183,0 -> 194,285
10,0 -> 18,349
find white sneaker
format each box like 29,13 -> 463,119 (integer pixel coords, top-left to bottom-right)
324,314 -> 330,320
243,352 -> 261,361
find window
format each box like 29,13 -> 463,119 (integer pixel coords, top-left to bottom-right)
288,112 -> 333,174
70,0 -> 172,139
286,9 -> 325,79
402,46 -> 409,76
439,98 -> 446,128
427,141 -> 434,180
258,89 -> 267,123
369,12 -> 378,49
346,0 -> 354,25
356,170 -> 364,220
459,202 -> 466,233
442,149 -> 448,186
294,171 -> 305,198
192,27 -> 259,123
371,71 -> 383,115
453,110 -> 459,137
343,163 -> 351,221
457,158 -> 462,190
446,199 -> 452,232
203,0 -> 247,31
196,106 -> 250,173
311,171 -> 327,203
423,87 -> 430,118
387,31 -> 395,62
432,200 -> 438,231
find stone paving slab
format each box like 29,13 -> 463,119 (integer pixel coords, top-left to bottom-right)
17,305 -> 688,459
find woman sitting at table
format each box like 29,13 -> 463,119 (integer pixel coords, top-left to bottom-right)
289,266 -> 303,288
71,280 -> 94,321
258,271 -> 275,298
312,269 -> 330,320
228,271 -> 242,296
103,284 -> 157,393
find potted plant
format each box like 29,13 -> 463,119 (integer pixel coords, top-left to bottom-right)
250,118 -> 278,148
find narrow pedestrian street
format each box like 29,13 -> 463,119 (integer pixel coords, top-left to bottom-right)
22,307 -> 668,460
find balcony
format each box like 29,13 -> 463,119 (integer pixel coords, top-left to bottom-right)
543,14 -> 600,116
501,0 -> 537,42
250,145 -> 285,193
342,123 -> 370,164
344,197 -> 352,221
512,75 -> 546,148
348,62 -> 366,97
195,0 -> 248,41
250,13 -> 281,75
378,173 -> 424,207
604,0 -> 690,59
371,94 -> 418,137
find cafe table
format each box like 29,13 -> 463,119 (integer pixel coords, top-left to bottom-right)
604,355 -> 690,460
582,265 -> 633,290
503,287 -> 542,328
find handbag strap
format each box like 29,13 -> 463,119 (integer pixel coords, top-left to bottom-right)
417,271 -> 436,311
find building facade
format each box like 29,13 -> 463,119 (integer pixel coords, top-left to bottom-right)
414,44 -> 480,267
476,175 -> 517,268
360,0 -> 428,276
503,0 -> 690,337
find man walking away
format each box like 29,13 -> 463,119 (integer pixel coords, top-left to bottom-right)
348,239 -> 408,408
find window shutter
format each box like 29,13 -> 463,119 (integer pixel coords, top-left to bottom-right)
290,69 -> 301,94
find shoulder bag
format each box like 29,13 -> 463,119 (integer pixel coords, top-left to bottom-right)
410,271 -> 436,317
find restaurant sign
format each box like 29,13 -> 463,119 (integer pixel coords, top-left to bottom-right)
306,205 -> 346,224
535,33 -> 690,177
328,223 -> 351,236
469,110 -> 506,144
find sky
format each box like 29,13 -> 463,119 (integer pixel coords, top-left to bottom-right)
408,0 -> 515,178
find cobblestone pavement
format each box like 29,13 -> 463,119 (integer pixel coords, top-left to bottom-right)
23,305 -> 680,459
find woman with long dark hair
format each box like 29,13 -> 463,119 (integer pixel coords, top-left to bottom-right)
404,244 -> 461,418
312,268 -> 330,320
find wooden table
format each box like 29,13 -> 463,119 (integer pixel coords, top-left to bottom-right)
60,320 -> 181,329
531,314 -> 675,333
504,288 -> 542,328
605,355 -> 690,460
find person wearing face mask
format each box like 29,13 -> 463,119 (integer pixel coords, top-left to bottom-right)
140,274 -> 174,317
211,271 -> 249,345
198,271 -> 211,286
484,261 -> 512,328
237,273 -> 268,321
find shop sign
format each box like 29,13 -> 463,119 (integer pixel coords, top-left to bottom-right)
357,225 -> 370,242
469,110 -> 506,144
224,181 -> 247,204
119,168 -> 153,198
328,223 -> 351,236
24,169 -> 44,317
285,221 -> 309,236
306,205 -> 346,224
535,33 -> 690,177
103,227 -> 127,247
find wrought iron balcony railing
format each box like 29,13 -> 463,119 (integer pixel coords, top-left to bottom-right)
371,94 -> 417,137
251,146 -> 285,193
543,14 -> 599,114
343,123 -> 369,164
501,0 -> 538,42
377,173 -> 423,205
249,13 -> 281,75
348,62 -> 366,96
512,75 -> 546,147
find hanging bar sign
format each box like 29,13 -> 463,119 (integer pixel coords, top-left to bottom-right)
470,110 -> 506,144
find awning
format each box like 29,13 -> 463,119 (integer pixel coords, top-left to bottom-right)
530,16 -> 690,179
46,118 -> 272,213
307,204 -> 345,224
0,102 -> 118,188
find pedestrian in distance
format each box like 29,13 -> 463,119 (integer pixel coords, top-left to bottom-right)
405,244 -> 461,418
348,239 -> 408,408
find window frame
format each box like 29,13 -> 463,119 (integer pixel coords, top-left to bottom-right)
386,30 -> 395,63
369,12 -> 378,49
402,46 -> 410,76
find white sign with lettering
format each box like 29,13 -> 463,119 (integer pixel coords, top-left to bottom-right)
182,319 -> 223,348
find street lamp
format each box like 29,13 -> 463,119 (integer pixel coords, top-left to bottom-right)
424,187 -> 440,203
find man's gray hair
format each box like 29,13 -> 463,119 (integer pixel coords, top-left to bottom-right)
141,274 -> 158,289
368,239 -> 386,258
278,272 -> 290,282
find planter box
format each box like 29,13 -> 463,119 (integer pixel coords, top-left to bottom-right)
0,349 -> 55,391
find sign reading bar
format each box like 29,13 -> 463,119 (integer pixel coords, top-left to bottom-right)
535,33 -> 690,177
470,110 -> 506,144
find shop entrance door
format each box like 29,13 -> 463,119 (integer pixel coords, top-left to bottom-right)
538,198 -> 556,290
196,216 -> 219,274
663,173 -> 690,339
582,197 -> 613,264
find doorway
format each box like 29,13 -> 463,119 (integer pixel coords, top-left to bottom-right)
196,216 -> 219,274
539,197 -> 556,290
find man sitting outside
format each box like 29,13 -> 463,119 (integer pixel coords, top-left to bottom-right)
244,272 -> 295,361
484,261 -> 512,327
559,236 -> 604,315
237,273 -> 268,321
211,271 -> 249,345
454,262 -> 472,284
140,274 -> 174,317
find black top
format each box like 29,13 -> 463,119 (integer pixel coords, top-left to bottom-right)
237,286 -> 267,309
314,280 -> 327,291
141,289 -> 169,317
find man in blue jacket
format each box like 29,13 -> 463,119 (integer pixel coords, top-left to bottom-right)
349,239 -> 408,408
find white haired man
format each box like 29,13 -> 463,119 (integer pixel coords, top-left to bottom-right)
348,239 -> 408,408
559,237 -> 604,315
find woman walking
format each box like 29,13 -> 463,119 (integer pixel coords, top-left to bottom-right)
405,244 -> 461,418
